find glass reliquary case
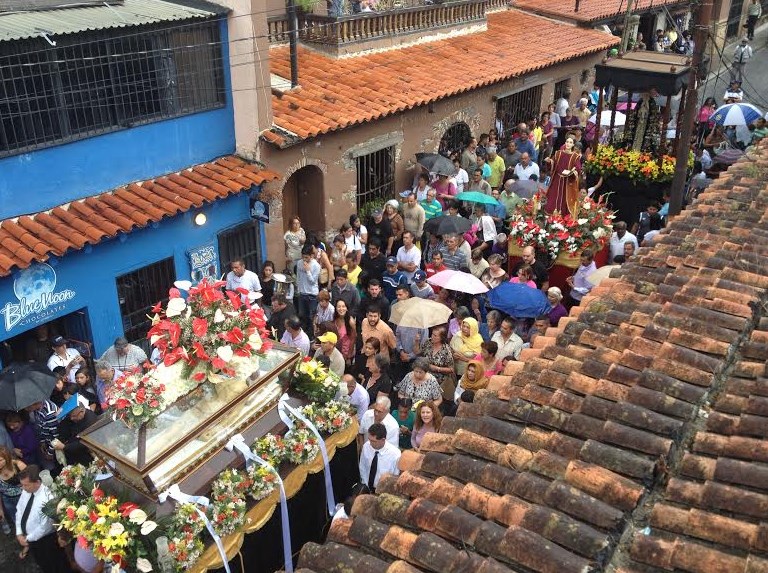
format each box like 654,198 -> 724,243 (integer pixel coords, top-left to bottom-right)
79,344 -> 301,500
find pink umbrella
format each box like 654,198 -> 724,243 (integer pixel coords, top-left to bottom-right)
616,102 -> 637,111
426,269 -> 488,294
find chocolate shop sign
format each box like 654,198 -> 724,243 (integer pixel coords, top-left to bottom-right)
2,263 -> 76,331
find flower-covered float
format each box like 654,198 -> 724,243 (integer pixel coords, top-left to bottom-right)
64,279 -> 358,573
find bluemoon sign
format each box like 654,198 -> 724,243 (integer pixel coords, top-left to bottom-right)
1,263 -> 76,332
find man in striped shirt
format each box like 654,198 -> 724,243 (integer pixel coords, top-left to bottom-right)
439,234 -> 468,271
24,400 -> 58,468
420,189 -> 442,221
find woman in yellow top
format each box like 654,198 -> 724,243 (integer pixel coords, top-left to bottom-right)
450,317 -> 484,377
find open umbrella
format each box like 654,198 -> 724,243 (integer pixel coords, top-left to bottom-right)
587,264 -> 621,286
415,153 -> 455,176
427,270 -> 488,295
0,362 -> 58,411
486,282 -> 551,318
588,110 -> 627,126
712,148 -> 744,166
711,103 -> 763,126
390,298 -> 453,329
456,191 -> 501,205
424,215 -> 472,236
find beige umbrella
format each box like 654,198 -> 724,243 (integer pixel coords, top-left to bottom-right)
390,298 -> 453,329
587,264 -> 621,286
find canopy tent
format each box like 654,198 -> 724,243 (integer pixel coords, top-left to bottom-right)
594,52 -> 692,96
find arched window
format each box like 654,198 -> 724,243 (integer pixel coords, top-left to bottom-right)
438,122 -> 472,159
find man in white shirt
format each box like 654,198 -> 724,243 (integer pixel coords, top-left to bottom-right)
343,374 -> 370,422
358,396 -> 399,448
99,336 -> 148,371
492,317 -> 524,361
609,221 -> 639,261
359,423 -> 401,492
513,153 -> 540,181
16,465 -> 60,572
46,336 -> 82,383
313,332 -> 345,376
731,39 -> 753,82
280,316 -> 311,356
226,259 -> 261,297
396,231 -> 422,283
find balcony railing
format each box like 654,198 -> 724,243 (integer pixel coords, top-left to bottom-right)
300,0 -> 486,46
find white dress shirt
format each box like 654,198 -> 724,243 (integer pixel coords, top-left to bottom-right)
359,441 -> 401,489
100,344 -> 148,371
346,383 -> 370,422
16,484 -> 55,541
358,410 -> 400,448
609,231 -> 639,260
226,269 -> 262,294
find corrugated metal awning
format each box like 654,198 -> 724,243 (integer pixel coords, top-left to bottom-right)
0,0 -> 227,43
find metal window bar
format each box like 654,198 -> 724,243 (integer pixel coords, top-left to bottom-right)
438,122 -> 472,158
0,20 -> 226,158
356,146 -> 396,212
553,79 -> 571,104
495,84 -> 543,141
726,0 -> 744,38
218,221 -> 263,278
116,257 -> 175,351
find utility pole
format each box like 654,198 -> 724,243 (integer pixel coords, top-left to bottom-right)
669,0 -> 713,216
287,0 -> 299,88
619,0 -> 636,52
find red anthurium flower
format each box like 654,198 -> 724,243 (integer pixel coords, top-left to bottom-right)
192,341 -> 209,361
151,301 -> 163,314
211,357 -> 227,371
168,322 -> 181,348
192,317 -> 208,338
227,289 -> 243,309
169,287 -> 181,299
224,327 -> 244,345
119,502 -> 139,517
92,488 -> 105,502
235,347 -> 251,357
192,371 -> 206,382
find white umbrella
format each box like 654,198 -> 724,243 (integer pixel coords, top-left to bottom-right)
390,298 -> 453,329
587,264 -> 621,286
588,110 -> 627,127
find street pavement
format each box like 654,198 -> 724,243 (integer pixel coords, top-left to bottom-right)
702,23 -> 768,110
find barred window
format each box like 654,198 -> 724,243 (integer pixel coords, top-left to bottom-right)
495,84 -> 543,141
0,20 -> 226,157
356,146 -> 396,212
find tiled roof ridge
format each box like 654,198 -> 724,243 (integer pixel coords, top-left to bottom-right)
266,10 -> 618,147
295,141 -> 768,573
513,0 -> 688,24
0,156 -> 279,277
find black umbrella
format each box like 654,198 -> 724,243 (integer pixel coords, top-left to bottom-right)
415,153 -> 455,176
424,215 -> 473,236
0,362 -> 58,411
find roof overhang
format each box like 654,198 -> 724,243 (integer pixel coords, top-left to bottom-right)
0,0 -> 228,43
595,52 -> 691,96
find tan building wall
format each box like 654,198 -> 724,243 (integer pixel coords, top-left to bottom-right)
258,52 -> 604,266
219,0 -> 274,160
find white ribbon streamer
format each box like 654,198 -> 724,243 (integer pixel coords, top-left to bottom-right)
278,396 -> 336,516
159,484 -> 230,573
225,434 -> 294,573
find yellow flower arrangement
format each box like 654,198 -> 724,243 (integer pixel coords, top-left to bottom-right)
585,144 -> 691,183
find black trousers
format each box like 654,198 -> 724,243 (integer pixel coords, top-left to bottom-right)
29,533 -> 67,573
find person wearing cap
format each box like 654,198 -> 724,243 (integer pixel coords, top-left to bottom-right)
100,336 -> 148,372
46,336 -> 83,384
280,316 -> 311,356
52,397 -> 97,467
226,258 -> 262,300
313,332 -> 345,377
331,268 -> 361,317
367,209 -> 394,257
382,256 -> 407,302
731,38 -> 753,82
410,270 -> 434,300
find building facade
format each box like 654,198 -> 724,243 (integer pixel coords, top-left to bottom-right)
0,0 -> 276,365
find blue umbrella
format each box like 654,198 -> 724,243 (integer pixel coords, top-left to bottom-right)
486,282 -> 551,318
711,103 -> 762,126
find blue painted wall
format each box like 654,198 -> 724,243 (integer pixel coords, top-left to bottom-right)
0,191 -> 259,356
0,19 -> 235,219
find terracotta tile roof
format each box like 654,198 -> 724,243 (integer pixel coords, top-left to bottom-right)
267,10 -> 617,146
0,156 -> 278,277
294,142 -> 768,573
514,0 -> 688,24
